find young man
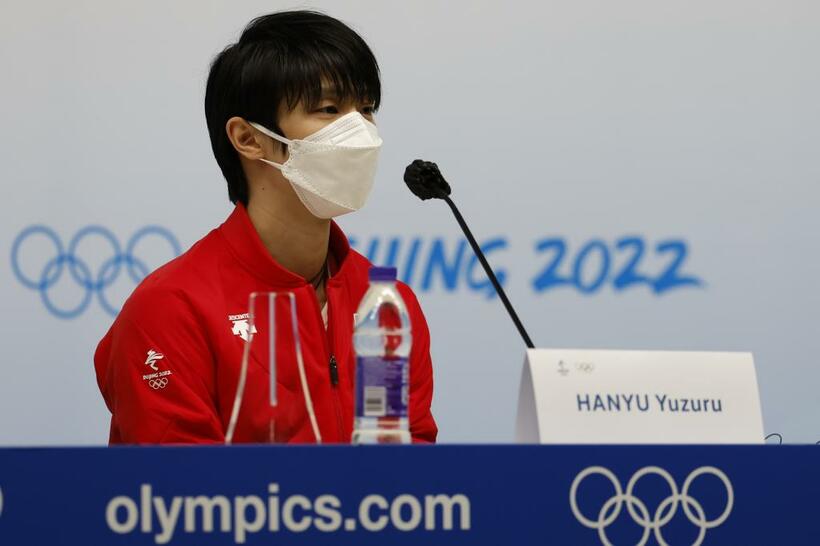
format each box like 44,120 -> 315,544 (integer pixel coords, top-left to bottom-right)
94,11 -> 437,444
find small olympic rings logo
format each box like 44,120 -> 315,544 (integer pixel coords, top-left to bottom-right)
149,378 -> 169,390
575,361 -> 595,373
570,465 -> 733,546
11,225 -> 180,319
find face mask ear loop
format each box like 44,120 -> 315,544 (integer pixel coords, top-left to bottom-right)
259,158 -> 285,170
249,121 -> 291,169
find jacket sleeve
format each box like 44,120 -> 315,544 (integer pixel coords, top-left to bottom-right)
95,286 -> 225,444
397,283 -> 438,443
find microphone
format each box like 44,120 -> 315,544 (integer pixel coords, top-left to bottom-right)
403,160 -> 535,349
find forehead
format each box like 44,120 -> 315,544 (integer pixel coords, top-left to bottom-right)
280,69 -> 376,112
281,84 -> 372,115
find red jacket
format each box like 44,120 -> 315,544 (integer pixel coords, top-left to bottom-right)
94,204 -> 437,444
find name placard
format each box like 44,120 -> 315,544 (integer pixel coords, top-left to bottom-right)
515,349 -> 764,444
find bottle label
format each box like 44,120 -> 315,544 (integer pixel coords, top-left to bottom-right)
355,356 -> 409,418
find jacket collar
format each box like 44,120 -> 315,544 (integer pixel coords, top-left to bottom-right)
219,203 -> 352,288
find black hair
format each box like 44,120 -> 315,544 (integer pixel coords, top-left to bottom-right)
205,10 -> 381,205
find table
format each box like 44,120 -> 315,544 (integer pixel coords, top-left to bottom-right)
0,444 -> 816,544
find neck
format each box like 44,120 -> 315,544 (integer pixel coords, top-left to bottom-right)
246,194 -> 331,282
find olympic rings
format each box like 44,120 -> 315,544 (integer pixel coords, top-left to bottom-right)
11,225 -> 180,319
570,465 -> 734,546
149,378 -> 169,390
575,361 -> 595,373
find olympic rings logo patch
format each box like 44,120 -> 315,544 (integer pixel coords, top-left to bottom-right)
570,465 -> 733,546
149,378 -> 169,390
11,225 -> 180,319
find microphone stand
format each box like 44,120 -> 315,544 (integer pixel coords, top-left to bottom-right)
441,195 -> 535,349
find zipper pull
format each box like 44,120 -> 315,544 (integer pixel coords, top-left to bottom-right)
329,354 -> 339,386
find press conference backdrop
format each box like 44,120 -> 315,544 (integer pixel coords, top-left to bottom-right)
1,0 -> 817,445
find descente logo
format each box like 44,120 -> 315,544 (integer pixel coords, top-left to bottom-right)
106,483 -> 471,544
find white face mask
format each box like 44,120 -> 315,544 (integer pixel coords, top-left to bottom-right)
249,112 -> 382,219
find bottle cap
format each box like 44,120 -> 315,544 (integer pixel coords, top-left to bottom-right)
369,266 -> 397,282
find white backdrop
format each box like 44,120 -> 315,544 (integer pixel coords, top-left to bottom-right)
1,0 -> 818,445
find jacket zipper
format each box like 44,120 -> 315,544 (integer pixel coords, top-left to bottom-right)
328,353 -> 346,440
329,354 -> 340,386
309,284 -> 346,442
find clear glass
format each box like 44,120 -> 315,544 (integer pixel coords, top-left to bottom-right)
225,292 -> 322,444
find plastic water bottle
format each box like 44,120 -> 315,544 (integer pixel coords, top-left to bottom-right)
352,266 -> 412,444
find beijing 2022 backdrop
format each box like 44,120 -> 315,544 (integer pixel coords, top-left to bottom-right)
1,0 -> 818,445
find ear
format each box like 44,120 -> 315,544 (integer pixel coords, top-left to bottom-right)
225,116 -> 267,160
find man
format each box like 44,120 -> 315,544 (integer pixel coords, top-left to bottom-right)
94,11 -> 437,444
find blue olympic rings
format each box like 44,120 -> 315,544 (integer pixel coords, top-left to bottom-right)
11,225 -> 181,319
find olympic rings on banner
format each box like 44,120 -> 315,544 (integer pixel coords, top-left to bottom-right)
570,465 -> 733,546
11,225 -> 180,319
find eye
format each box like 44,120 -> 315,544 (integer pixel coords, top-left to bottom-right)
361,105 -> 376,116
317,105 -> 339,114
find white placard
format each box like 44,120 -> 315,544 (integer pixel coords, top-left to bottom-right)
515,349 -> 764,444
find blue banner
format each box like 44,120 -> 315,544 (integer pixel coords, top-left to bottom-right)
0,445 -> 816,545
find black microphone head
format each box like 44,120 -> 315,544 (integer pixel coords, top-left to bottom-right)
403,160 -> 452,201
